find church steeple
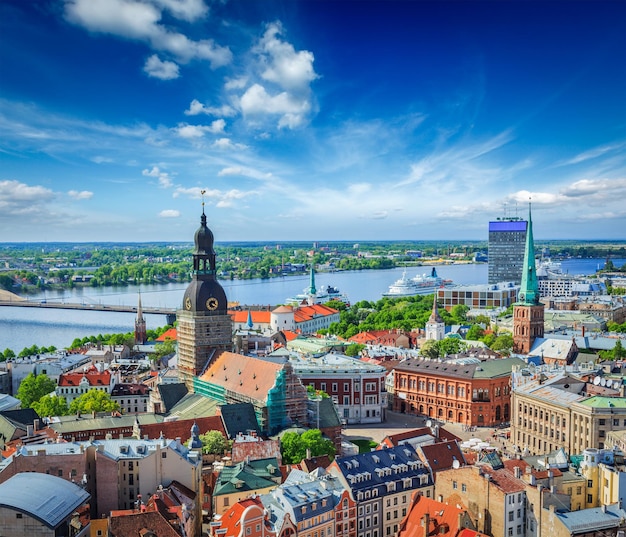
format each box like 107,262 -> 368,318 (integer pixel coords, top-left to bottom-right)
517,203 -> 539,306
513,203 -> 544,355
134,292 -> 147,345
425,293 -> 445,341
308,265 -> 317,295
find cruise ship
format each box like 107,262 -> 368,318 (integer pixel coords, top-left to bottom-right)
383,267 -> 453,297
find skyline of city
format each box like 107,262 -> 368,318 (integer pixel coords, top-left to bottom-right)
1,0 -> 625,243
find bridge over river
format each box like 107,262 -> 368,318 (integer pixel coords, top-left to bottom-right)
0,299 -> 177,325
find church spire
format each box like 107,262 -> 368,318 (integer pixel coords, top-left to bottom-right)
308,265 -> 317,295
134,292 -> 147,345
517,203 -> 539,305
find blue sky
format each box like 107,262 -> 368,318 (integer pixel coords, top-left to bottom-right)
1,0 -> 625,243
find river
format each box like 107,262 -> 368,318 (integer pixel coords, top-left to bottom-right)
0,258 -> 623,354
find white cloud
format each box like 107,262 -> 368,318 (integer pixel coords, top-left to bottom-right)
175,124 -> 209,138
173,186 -> 258,207
224,76 -> 248,90
218,166 -> 272,181
143,54 -> 180,80
64,0 -> 232,68
91,156 -> 113,163
239,83 -> 311,129
184,99 -> 236,117
0,180 -> 55,217
257,21 -> 318,92
212,138 -> 247,150
174,120 -> 225,138
152,0 -> 207,22
68,190 -> 94,200
142,165 -> 173,188
159,209 -> 180,218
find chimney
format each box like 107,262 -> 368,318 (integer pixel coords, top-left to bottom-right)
458,511 -> 465,530
306,448 -> 312,459
34,419 -> 40,432
422,513 -> 430,537
514,466 -> 521,479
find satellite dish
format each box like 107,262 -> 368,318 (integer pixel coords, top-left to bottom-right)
426,420 -> 432,428
601,378 -> 607,387
594,377 -> 601,386
452,459 -> 461,469
614,382 -> 621,390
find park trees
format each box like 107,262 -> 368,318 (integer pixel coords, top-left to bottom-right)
69,389 -> 119,414
32,394 -> 70,417
16,373 -> 56,408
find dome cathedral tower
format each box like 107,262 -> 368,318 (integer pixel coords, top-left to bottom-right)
177,196 -> 233,390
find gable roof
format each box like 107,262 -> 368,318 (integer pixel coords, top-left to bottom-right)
398,495 -> 479,537
419,440 -> 466,475
109,510 -> 180,537
219,403 -> 261,438
58,365 -> 111,387
156,328 -> 177,342
199,352 -> 283,403
213,457 -> 281,496
213,497 -> 267,536
157,383 -> 188,411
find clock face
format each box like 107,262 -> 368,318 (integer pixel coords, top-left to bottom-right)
206,297 -> 219,310
185,296 -> 192,310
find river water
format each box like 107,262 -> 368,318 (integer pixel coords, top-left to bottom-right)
1,258 -> 622,354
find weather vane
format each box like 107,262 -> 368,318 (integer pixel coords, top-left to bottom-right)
201,189 -> 206,209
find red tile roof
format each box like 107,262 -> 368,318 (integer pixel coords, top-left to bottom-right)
419,440 -> 466,475
109,511 -> 180,537
58,365 -> 111,387
230,310 -> 272,324
214,497 -> 268,537
293,304 -> 338,322
140,415 -> 225,442
156,328 -> 177,342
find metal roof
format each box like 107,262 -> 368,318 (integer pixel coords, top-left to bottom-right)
0,473 -> 90,529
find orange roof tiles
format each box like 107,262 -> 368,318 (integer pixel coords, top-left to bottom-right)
214,497 -> 267,537
198,351 -> 282,402
156,328 -> 177,342
230,310 -> 272,324
398,494 -> 481,537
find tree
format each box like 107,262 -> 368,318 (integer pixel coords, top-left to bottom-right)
32,395 -> 70,417
612,340 -> 626,360
1,348 -> 15,361
16,373 -> 56,408
438,337 -> 466,357
152,338 -> 176,362
280,429 -> 335,464
491,334 -> 514,355
345,343 -> 365,357
420,339 -> 439,359
69,389 -> 120,414
451,304 -> 469,323
465,324 -> 485,341
198,430 -> 229,455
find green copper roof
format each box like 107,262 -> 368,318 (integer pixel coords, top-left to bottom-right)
577,396 -> 626,408
517,204 -> 540,305
309,265 -> 316,295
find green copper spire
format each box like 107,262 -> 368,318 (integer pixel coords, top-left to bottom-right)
308,265 -> 317,295
517,203 -> 539,305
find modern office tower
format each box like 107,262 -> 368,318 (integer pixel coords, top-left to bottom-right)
177,205 -> 233,391
488,218 -> 527,284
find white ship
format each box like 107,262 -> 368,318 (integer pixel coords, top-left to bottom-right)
383,267 -> 453,297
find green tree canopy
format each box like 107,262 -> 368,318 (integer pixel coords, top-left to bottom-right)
69,389 -> 120,414
280,429 -> 335,464
465,324 -> 485,341
491,334 -> 514,355
198,430 -> 229,455
16,373 -> 56,408
32,394 -> 70,417
450,304 -> 469,323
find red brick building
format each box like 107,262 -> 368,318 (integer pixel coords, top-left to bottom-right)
393,354 -> 526,427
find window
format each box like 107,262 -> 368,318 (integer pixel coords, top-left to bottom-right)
509,512 -> 514,522
332,383 -> 338,392
344,383 -> 349,392
587,494 -> 593,503
588,480 -> 593,488
453,481 -> 457,489
461,484 -> 467,492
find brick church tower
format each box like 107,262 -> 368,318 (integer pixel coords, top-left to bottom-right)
513,204 -> 544,354
177,201 -> 233,391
